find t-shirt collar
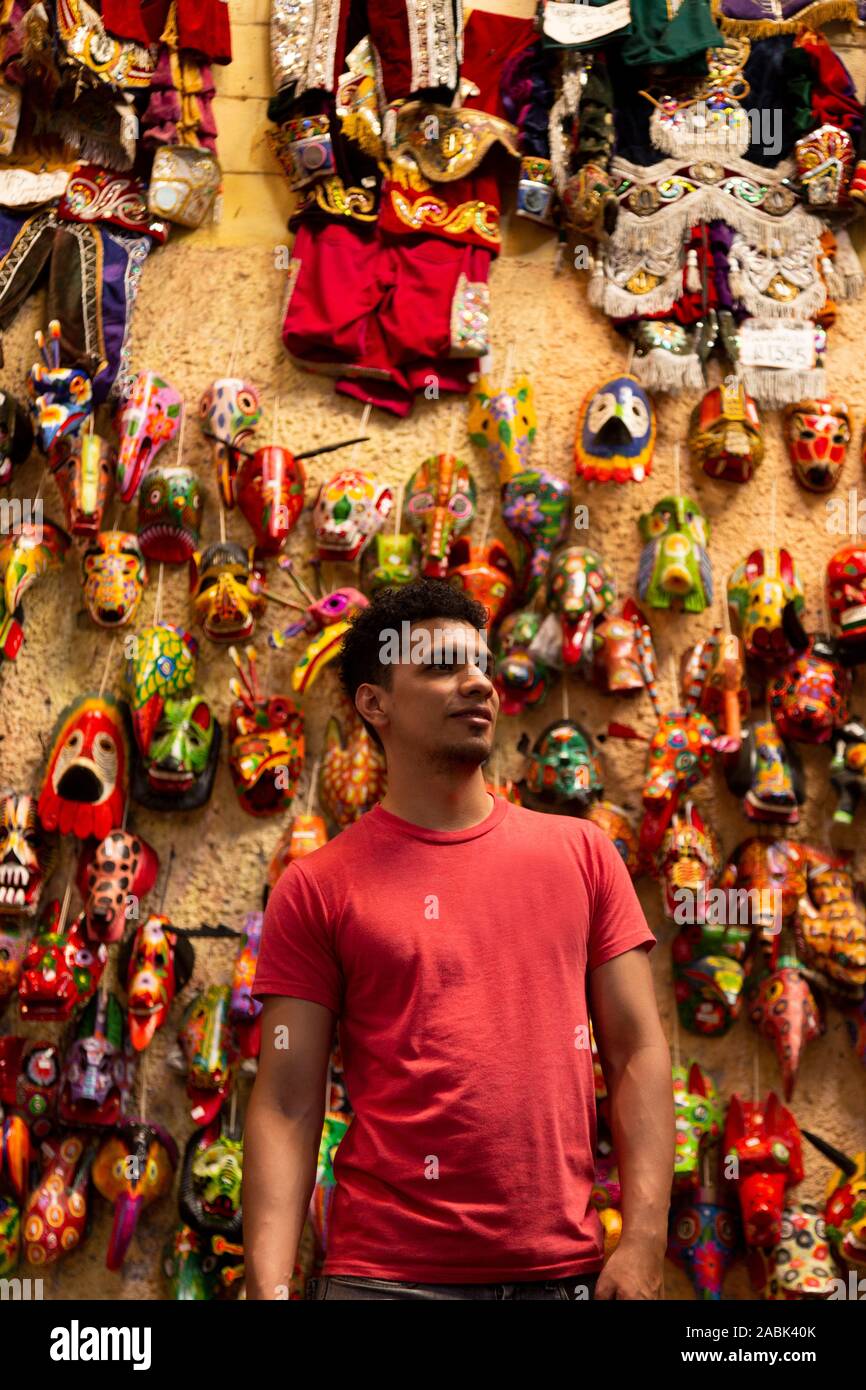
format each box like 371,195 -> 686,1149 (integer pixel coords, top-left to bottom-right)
367,794 -> 509,844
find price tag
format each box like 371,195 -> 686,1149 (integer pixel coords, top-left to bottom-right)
738,320 -> 816,371
542,0 -> 631,46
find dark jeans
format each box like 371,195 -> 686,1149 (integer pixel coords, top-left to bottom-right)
307,1273 -> 600,1301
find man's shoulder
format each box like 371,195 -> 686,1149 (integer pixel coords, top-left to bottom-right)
273,813 -> 377,891
504,802 -> 606,851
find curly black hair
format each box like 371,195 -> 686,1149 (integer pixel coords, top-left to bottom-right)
337,579 -> 488,724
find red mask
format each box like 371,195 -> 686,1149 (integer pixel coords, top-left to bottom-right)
723,1093 -> 804,1248
76,830 -> 160,944
37,694 -> 130,841
766,637 -> 850,744
235,446 -> 305,553
783,398 -> 850,492
826,543 -> 866,666
447,537 -> 517,627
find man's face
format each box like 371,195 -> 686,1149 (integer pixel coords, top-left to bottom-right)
370,618 -> 498,768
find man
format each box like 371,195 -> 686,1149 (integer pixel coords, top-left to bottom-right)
245,579 -> 674,1301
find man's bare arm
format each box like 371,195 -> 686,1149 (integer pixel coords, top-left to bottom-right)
588,947 -> 674,1299
243,995 -> 336,1299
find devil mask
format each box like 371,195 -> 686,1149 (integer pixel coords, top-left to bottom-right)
115,372 -> 182,503
227,645 -> 305,816
199,378 -> 262,508
236,446 -> 304,554
37,694 -> 131,840
404,455 -> 476,578
574,374 -> 656,485
132,694 -> 221,812
82,531 -> 148,627
638,496 -> 712,613
783,398 -> 851,493
138,466 -> 203,564
0,793 -> 57,916
521,720 -> 603,812
190,542 -> 266,644
314,468 -> 393,563
0,390 -> 33,486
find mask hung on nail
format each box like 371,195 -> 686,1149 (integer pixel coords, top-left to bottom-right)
269,581 -> 368,694
688,379 -> 764,484
18,898 -> 107,1022
728,549 -> 807,665
28,321 -> 93,455
493,608 -> 553,716
447,537 -> 517,628
826,543 -> 866,668
81,531 -> 148,628
766,636 -> 850,745
467,373 -> 537,483
519,720 -> 603,813
267,814 -> 329,887
501,468 -> 571,599
404,455 -> 476,578
199,378 -> 262,508
746,944 -> 823,1101
0,390 -> 34,486
37,694 -> 131,840
783,398 -> 851,493
535,546 -> 617,670
0,520 -> 71,663
115,372 -> 182,504
0,793 -> 57,917
723,1093 -> 804,1249
22,1133 -> 97,1267
830,716 -> 866,824
574,375 -> 656,485
748,1202 -> 836,1301
59,991 -> 136,1128
0,920 -> 31,1010
76,829 -> 160,945
725,719 -> 805,824
177,1117 -> 244,1257
319,697 -> 387,829
361,532 -> 420,593
592,600 -> 647,696
227,645 -> 305,816
92,1119 -> 178,1272
668,1188 -> 740,1301
313,468 -> 393,563
0,1037 -> 60,1140
801,1132 -> 866,1272
794,854 -> 866,1002
190,542 -> 266,644
584,801 -> 641,878
681,629 -> 749,755
168,985 -> 238,1127
125,622 -> 198,754
795,124 -> 855,208
119,913 -> 195,1052
672,1062 -> 723,1193
637,496 -> 712,613
138,466 -> 203,563
235,447 -> 304,554
50,432 -> 116,536
132,694 -> 221,812
230,911 -> 263,1063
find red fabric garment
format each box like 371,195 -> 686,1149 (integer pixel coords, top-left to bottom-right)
254,798 -> 655,1282
101,0 -> 152,43
795,30 -> 862,134
461,9 -> 535,118
141,0 -> 232,62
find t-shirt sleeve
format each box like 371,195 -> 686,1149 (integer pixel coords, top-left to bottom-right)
586,825 -> 656,972
252,861 -> 342,1013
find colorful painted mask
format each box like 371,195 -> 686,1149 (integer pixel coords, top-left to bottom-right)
795,855 -> 866,1001
37,694 -> 131,841
0,1036 -> 60,1139
121,913 -> 195,1052
168,986 -> 237,1126
723,1093 -> 804,1248
230,911 -> 263,1062
638,495 -> 712,613
543,546 -> 616,668
520,720 -> 603,813
92,1120 -> 178,1271
719,838 -> 813,938
501,467 -> 571,599
132,694 -> 221,812
725,719 -> 805,824
361,532 -> 420,592
269,583 -> 368,694
826,543 -> 866,667
227,645 -> 305,815
190,541 -> 266,644
404,455 -> 476,578
59,991 -> 136,1127
0,920 -> 30,1009
116,372 -> 182,503
0,793 -> 57,917
673,918 -> 749,1037
682,628 -> 749,754
447,537 -> 517,627
236,446 -> 305,554
673,1062 -> 723,1192
311,1110 -> 351,1260
767,636 -> 850,744
0,390 -> 33,486
574,375 -> 656,485
748,1203 -> 836,1300
198,378 -> 262,508
656,802 -> 722,924
0,1112 -> 30,1274
50,432 -> 115,535
584,800 -> 640,878
319,697 -> 387,829
728,549 -> 807,664
28,321 -> 93,454
267,813 -> 328,887
125,622 -> 198,754
76,829 -> 160,945
81,531 -> 147,627
163,1221 -> 244,1301
688,380 -> 764,484
795,124 -> 855,207
668,1190 -> 739,1300
639,710 -> 719,858
801,1134 -> 866,1271
0,519 -> 71,662
178,1117 -> 244,1245
592,601 -> 646,695
746,950 -> 822,1101
22,1133 -> 97,1266
830,716 -> 866,824
314,467 -> 393,563
467,373 -> 537,483
783,398 -> 851,493
493,607 -> 553,716
137,466 -> 203,563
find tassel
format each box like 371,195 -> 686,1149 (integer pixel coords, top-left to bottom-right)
728,255 -> 743,300
822,255 -> 843,300
686,248 -> 701,293
588,257 -> 604,308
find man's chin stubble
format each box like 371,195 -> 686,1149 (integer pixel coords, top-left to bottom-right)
428,739 -> 492,772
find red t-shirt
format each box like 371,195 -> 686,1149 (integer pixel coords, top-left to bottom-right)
253,796 -> 655,1282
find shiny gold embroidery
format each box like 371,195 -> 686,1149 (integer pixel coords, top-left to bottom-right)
299,176 -> 377,221
56,0 -> 155,88
389,189 -> 500,243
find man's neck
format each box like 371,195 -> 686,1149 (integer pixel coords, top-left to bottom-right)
379,761 -> 493,831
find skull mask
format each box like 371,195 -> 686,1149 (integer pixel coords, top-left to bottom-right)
82,531 -> 147,627
314,467 -> 393,563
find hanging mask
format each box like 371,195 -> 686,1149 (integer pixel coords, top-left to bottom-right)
544,545 -> 616,668
198,378 -> 262,508
28,321 -> 93,454
22,1133 -> 97,1267
638,709 -> 720,858
125,622 -> 198,755
0,920 -> 30,1009
668,1191 -> 739,1301
92,1120 -> 178,1272
0,1112 -> 30,1273
320,697 -> 387,829
0,390 -> 33,486
76,829 -> 160,944
574,375 -> 656,485
681,629 -> 749,751
50,432 -> 115,536
37,694 -> 131,840
137,466 -> 203,563
190,542 -> 266,644
592,600 -> 646,695
656,802 -> 722,924
447,537 -> 517,627
800,1134 -> 866,1272
783,398 -> 851,493
267,813 -> 328,887
719,837 -> 811,937
826,543 -> 866,667
227,646 -> 305,816
795,124 -> 855,208
59,990 -> 136,1128
728,549 -> 807,664
0,793 -> 57,917
81,531 -> 147,628
18,898 -> 107,1022
795,855 -> 866,1001
119,913 -> 195,1051
638,496 -> 712,613
404,455 -> 476,578
132,694 -> 221,812
501,467 -> 571,598
236,446 -> 305,554
168,985 -> 237,1126
467,373 -> 537,483
746,953 -> 822,1100
163,1220 -> 244,1301
178,1117 -> 244,1245
673,921 -> 748,1038
115,372 -> 182,503
584,800 -> 640,878
830,716 -> 866,825
0,520 -> 71,663
314,467 -> 393,562
767,636 -> 850,744
748,1203 -> 836,1300
230,911 -> 263,1063
269,584 -> 368,694
493,607 -> 553,716
0,1037 -> 60,1140
520,719 -> 603,812
725,719 -> 805,824
361,532 -> 420,593
688,379 -> 764,484
672,1061 -> 723,1192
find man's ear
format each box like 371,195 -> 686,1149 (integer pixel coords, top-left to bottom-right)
355,682 -> 388,734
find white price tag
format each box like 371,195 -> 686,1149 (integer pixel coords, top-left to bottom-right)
738,320 -> 816,371
542,0 -> 631,45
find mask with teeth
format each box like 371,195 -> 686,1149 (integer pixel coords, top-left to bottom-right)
0,793 -> 57,916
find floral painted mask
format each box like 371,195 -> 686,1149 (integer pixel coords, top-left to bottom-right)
198,378 -> 262,508
0,793 -> 57,916
124,622 -> 198,754
190,542 -> 266,644
574,374 -> 656,485
138,466 -> 203,563
521,719 -> 603,812
447,537 -> 517,627
50,431 -> 115,535
116,372 -> 182,503
227,646 -> 305,816
236,446 -> 305,554
37,694 -> 131,840
501,467 -> 571,599
826,543 -> 866,667
638,496 -> 712,613
82,531 -> 147,627
361,532 -> 419,592
467,373 -> 537,483
404,455 -> 476,578
688,380 -> 764,484
783,398 -> 850,493
0,389 -> 33,486
132,694 -> 220,812
493,607 -> 553,716
314,467 -> 393,562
